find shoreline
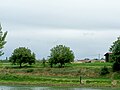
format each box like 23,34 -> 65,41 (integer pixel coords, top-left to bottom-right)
0,80 -> 119,88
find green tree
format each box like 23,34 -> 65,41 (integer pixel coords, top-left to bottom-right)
110,36 -> 120,71
48,45 -> 74,68
0,24 -> 7,56
9,47 -> 36,67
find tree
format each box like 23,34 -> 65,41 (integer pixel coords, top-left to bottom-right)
0,24 -> 7,56
110,36 -> 120,71
9,47 -> 36,67
48,45 -> 74,68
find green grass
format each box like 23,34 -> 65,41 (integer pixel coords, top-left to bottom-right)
0,62 -> 118,87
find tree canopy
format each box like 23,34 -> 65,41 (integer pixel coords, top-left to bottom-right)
49,45 -> 74,68
110,36 -> 120,71
0,24 -> 7,56
9,47 -> 36,67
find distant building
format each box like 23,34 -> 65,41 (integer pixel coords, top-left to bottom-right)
76,60 -> 91,63
104,52 -> 112,62
76,59 -> 105,63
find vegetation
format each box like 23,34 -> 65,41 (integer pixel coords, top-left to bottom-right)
9,47 -> 36,67
100,66 -> 109,75
0,25 -> 120,87
49,45 -> 74,68
0,62 -> 119,87
0,24 -> 7,56
110,36 -> 120,71
42,58 -> 46,67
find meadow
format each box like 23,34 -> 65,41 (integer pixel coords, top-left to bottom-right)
0,61 -> 119,87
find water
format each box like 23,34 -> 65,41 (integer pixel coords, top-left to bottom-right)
0,86 -> 119,90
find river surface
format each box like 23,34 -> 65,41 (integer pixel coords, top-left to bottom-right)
0,86 -> 119,90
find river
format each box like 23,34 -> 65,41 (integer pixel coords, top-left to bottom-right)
0,86 -> 119,90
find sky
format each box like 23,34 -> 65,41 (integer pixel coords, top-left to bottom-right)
0,0 -> 120,60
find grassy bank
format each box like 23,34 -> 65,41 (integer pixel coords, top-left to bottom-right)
0,62 -> 119,87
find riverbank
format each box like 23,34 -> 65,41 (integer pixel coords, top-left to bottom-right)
0,62 -> 119,87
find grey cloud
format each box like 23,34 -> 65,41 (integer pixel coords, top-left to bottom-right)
1,0 -> 120,59
1,0 -> 120,29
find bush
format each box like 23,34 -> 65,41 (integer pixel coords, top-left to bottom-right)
100,66 -> 109,75
112,62 -> 120,72
26,69 -> 34,73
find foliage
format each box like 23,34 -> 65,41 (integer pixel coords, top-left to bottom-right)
110,36 -> 120,71
9,47 -> 36,67
26,69 -> 34,73
0,24 -> 7,56
42,58 -> 46,67
48,45 -> 74,68
112,72 -> 120,79
112,62 -> 120,72
0,62 -> 118,87
100,66 -> 109,75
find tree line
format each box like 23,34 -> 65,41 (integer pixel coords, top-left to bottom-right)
0,25 -> 120,71
9,45 -> 74,68
0,24 -> 74,68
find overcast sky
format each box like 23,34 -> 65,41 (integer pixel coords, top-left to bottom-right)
0,0 -> 120,60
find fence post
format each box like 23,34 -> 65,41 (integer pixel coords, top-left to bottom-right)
80,76 -> 82,84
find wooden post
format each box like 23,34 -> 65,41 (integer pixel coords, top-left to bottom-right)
80,76 -> 82,84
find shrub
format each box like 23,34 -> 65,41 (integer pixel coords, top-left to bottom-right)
26,69 -> 34,73
100,66 -> 109,75
112,62 -> 120,72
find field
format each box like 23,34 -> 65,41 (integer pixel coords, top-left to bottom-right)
0,61 -> 119,87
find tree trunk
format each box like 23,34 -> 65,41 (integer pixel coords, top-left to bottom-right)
80,76 -> 82,84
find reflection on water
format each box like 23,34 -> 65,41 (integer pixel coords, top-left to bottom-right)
0,86 -> 119,90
